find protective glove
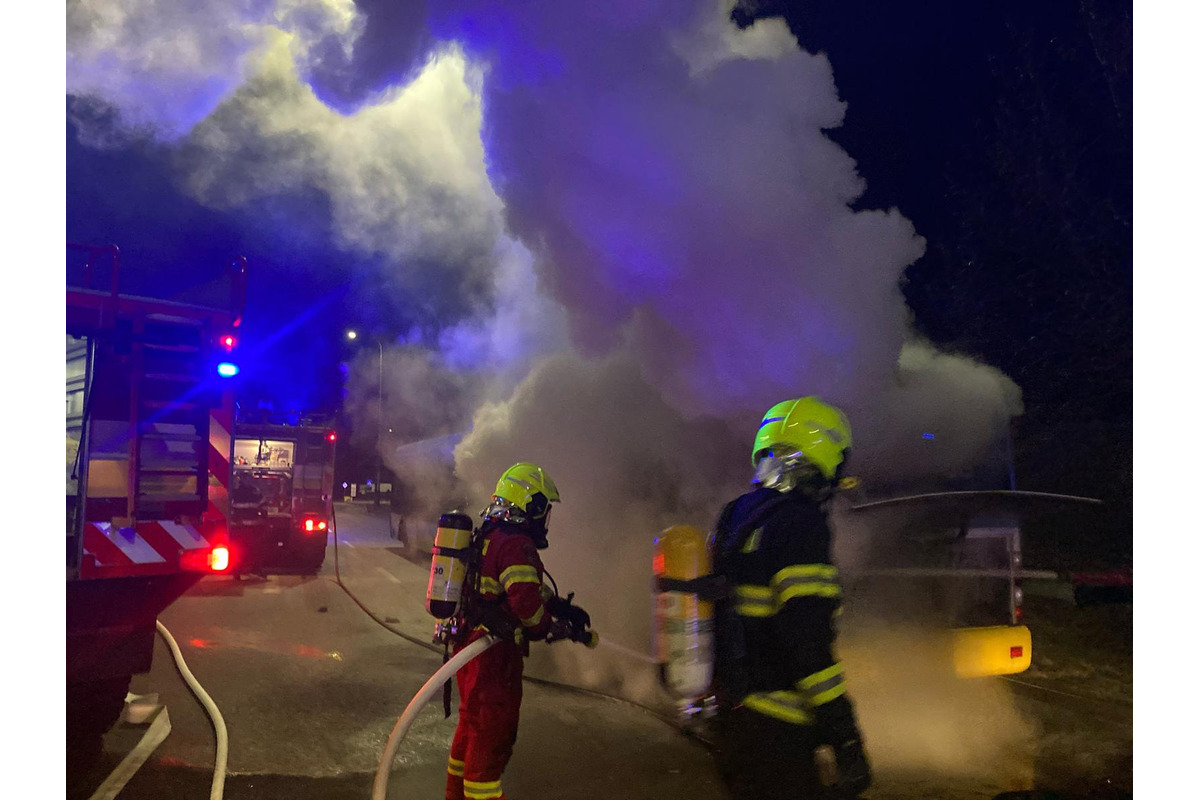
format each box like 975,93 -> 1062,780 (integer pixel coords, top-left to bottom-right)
546,619 -> 599,646
546,592 -> 591,632
469,603 -> 520,644
544,593 -> 598,647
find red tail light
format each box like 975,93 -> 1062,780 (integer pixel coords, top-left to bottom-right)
317,520 -> 327,531
182,545 -> 232,572
326,431 -> 337,442
304,519 -> 315,532
221,335 -> 237,350
1010,646 -> 1024,659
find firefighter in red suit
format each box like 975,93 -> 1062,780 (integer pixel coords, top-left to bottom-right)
446,462 -> 593,800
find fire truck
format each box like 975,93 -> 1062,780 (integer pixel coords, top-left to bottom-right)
66,243 -> 245,773
230,414 -> 337,572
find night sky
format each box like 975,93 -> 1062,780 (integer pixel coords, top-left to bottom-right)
736,0 -> 1132,563
65,1 -> 1132,567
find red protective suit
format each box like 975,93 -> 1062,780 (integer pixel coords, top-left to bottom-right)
446,521 -> 551,800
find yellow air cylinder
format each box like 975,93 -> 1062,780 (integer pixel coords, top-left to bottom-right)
653,525 -> 714,700
426,512 -> 474,618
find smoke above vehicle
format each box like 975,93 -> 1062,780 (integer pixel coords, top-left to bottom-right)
68,0 -> 1023,674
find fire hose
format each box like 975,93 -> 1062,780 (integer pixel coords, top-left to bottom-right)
330,506 -> 663,799
370,621 -> 601,800
370,634 -> 500,800
156,619 -> 228,800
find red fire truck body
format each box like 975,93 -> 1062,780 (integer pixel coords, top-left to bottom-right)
66,243 -> 245,766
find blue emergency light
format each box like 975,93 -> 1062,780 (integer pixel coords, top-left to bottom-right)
216,362 -> 240,378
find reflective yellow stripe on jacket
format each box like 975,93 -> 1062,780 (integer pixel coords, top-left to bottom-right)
797,662 -> 847,707
733,584 -> 775,617
742,662 -> 847,725
733,563 -> 841,618
479,576 -> 505,597
520,605 -> 545,627
743,690 -> 814,725
771,564 -> 841,604
500,564 -> 540,589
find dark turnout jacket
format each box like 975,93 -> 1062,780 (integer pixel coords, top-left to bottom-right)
712,486 -> 855,734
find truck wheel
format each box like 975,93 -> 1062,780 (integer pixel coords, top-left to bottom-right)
66,676 -> 130,788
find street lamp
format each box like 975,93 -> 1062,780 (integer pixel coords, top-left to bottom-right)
347,330 -> 385,508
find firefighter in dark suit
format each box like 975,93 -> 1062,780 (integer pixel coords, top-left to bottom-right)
711,397 -> 871,799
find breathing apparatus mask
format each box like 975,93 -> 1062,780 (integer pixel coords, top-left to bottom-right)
480,493 -> 553,549
752,449 -> 832,496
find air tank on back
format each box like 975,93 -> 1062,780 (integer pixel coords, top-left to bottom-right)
426,512 -> 474,619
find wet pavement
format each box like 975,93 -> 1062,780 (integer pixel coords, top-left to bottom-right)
70,503 -> 721,800
68,502 -> 1131,799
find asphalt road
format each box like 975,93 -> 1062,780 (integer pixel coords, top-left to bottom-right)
70,504 -> 722,800
69,503 -> 1132,799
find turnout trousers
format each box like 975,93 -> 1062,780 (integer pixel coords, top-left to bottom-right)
445,636 -> 525,800
716,705 -> 824,799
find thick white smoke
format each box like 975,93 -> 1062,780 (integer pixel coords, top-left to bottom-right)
855,340 -> 1025,485
431,0 -> 1020,470
439,0 -> 1023,641
67,0 -> 363,141
176,35 -> 503,307
69,0 -> 1026,727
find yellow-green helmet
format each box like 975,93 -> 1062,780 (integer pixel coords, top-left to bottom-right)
492,462 -> 560,510
483,461 -> 560,523
483,462 -> 561,548
752,397 -> 852,482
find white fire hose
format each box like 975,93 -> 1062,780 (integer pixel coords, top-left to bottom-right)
156,619 -> 228,800
371,634 -> 501,800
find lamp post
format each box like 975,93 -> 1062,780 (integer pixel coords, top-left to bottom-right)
347,330 -> 385,509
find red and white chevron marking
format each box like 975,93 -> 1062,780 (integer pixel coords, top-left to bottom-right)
81,520 -> 212,578
207,404 -> 233,524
